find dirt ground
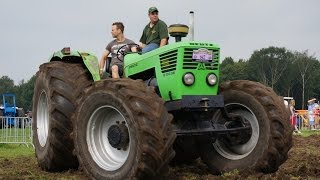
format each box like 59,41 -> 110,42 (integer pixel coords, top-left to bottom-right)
0,135 -> 319,180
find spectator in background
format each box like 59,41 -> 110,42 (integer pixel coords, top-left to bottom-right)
289,100 -> 301,134
307,98 -> 317,130
27,111 -> 32,118
313,103 -> 320,129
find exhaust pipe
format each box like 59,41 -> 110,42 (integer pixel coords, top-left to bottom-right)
189,11 -> 194,41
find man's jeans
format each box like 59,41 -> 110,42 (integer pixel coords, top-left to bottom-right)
141,43 -> 159,54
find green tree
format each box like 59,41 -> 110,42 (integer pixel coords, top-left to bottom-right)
0,76 -> 15,93
15,75 -> 36,111
0,75 -> 35,111
221,57 -> 235,66
294,51 -> 320,109
277,56 -> 298,97
248,47 -> 293,92
220,57 -> 249,82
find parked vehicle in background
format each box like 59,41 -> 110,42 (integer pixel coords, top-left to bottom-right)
0,93 -> 26,128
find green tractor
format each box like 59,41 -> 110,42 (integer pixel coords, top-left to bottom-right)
32,24 -> 292,179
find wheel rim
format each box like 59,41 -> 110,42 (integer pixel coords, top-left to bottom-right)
37,91 -> 49,147
213,103 -> 259,160
87,105 -> 130,171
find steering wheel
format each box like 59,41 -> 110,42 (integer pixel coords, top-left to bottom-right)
116,43 -> 140,61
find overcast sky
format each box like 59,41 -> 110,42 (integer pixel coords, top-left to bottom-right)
1,0 -> 319,84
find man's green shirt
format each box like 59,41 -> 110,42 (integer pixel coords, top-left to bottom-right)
140,19 -> 168,45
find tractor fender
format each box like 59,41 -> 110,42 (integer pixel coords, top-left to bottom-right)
48,48 -> 101,81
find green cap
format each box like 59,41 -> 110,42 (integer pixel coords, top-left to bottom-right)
148,7 -> 158,13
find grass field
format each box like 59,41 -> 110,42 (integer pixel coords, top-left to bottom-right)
297,129 -> 320,137
0,144 -> 34,158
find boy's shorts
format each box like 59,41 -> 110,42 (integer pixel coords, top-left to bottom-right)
309,120 -> 315,126
110,63 -> 123,76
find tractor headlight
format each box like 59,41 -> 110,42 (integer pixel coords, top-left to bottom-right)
183,72 -> 195,86
206,73 -> 217,86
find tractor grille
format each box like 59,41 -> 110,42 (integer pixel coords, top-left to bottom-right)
159,49 -> 178,73
183,48 -> 219,70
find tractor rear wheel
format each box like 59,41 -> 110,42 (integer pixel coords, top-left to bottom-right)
73,78 -> 176,180
200,80 -> 293,174
32,61 -> 92,171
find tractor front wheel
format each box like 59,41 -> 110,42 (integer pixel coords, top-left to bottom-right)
73,79 -> 176,180
32,61 -> 92,171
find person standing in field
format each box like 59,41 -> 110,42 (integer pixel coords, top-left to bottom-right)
307,98 -> 316,130
289,99 -> 301,134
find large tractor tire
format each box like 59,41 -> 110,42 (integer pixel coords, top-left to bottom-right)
32,61 -> 93,172
73,78 -> 176,180
200,80 -> 293,174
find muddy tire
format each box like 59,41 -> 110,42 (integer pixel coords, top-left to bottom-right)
200,80 -> 293,174
32,61 -> 92,171
73,78 -> 176,179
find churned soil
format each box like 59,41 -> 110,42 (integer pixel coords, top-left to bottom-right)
0,135 -> 319,180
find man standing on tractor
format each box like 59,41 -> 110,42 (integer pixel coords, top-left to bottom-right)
100,22 -> 136,78
139,7 -> 169,53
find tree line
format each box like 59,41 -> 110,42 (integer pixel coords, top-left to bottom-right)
0,75 -> 35,112
220,46 -> 320,109
0,46 -> 318,111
